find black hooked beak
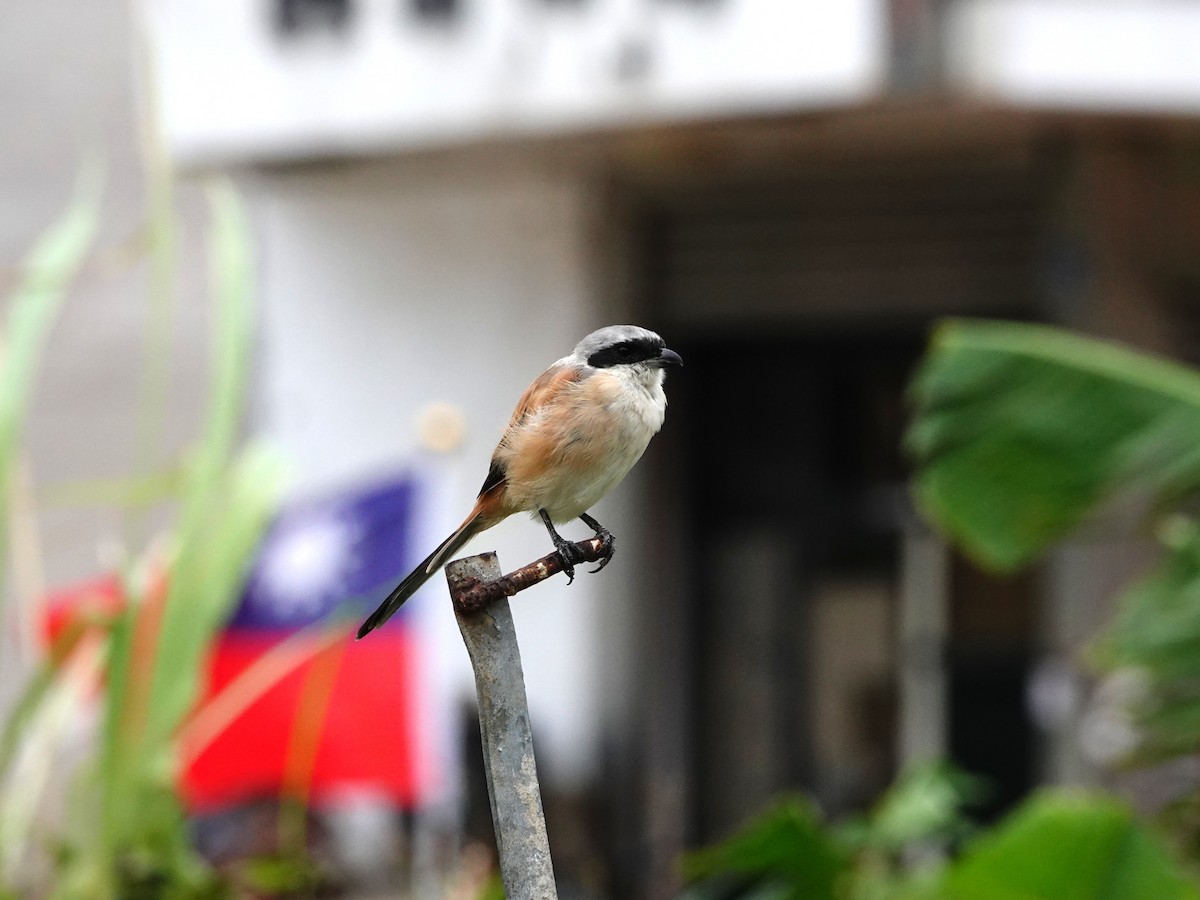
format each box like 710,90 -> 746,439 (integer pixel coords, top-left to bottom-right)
656,347 -> 683,368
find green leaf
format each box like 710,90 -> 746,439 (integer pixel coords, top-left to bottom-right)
850,866 -> 944,900
79,181 -> 285,897
0,162 -> 103,886
0,642 -> 100,884
907,320 -> 1200,571
476,873 -> 506,900
0,615 -> 101,780
941,791 -> 1199,900
1080,519 -> 1200,762
95,182 -> 283,856
857,762 -> 987,852
0,163 -> 102,606
143,181 -> 262,749
681,796 -> 849,900
144,444 -> 286,753
238,853 -> 325,895
1098,520 -> 1200,677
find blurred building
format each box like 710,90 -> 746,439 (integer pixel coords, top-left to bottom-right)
143,1 -> 1200,896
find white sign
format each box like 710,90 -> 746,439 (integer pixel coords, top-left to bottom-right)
150,0 -> 885,164
948,1 -> 1200,112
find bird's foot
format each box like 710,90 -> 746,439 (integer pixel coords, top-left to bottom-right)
589,527 -> 616,574
551,532 -> 584,584
579,512 -> 616,574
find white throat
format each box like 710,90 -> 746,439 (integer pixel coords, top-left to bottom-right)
610,364 -> 668,432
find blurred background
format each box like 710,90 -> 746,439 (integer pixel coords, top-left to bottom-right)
7,1 -> 1200,898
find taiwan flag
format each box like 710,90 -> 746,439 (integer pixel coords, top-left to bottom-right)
182,472 -> 431,813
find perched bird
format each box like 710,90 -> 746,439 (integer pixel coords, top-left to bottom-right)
357,325 -> 681,639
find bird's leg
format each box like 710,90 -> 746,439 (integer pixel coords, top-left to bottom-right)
579,512 -> 616,573
539,508 -> 583,584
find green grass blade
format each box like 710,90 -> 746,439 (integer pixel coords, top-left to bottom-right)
0,164 -> 102,608
93,180 -> 284,865
141,179 -> 265,750
94,579 -> 140,871
0,644 -> 103,886
0,615 -> 102,779
146,445 -> 287,752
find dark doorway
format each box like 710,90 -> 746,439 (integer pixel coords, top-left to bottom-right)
670,328 -> 923,840
621,158 -> 1050,893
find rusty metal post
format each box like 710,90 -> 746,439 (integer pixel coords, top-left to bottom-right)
446,552 -> 558,900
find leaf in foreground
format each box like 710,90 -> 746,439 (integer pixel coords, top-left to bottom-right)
681,797 -> 848,900
907,320 -> 1200,571
855,761 -> 987,852
941,791 -> 1199,900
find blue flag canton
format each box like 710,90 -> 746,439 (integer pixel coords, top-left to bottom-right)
231,475 -> 418,630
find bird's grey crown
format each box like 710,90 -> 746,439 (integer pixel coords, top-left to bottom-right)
572,325 -> 664,363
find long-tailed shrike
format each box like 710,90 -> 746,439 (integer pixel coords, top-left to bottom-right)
357,325 -> 681,638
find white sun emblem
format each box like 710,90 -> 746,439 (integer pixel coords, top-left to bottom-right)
256,511 -> 362,618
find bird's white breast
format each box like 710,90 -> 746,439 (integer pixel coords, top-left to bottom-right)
504,366 -> 667,523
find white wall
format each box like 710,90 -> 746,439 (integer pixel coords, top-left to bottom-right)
246,153 -> 626,788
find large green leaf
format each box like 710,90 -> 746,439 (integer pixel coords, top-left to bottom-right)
907,321 -> 1200,571
941,791 -> 1199,900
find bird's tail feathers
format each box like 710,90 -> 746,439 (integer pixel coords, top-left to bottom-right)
356,512 -> 485,639
425,514 -> 481,576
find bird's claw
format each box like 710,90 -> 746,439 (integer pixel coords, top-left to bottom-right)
544,510 -> 615,583
588,528 -> 616,574
553,537 -> 583,584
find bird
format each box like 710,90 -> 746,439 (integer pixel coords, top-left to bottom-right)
357,325 -> 681,639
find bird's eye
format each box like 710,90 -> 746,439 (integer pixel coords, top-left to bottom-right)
617,345 -> 633,360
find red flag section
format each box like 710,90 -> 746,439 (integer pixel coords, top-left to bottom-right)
182,628 -> 424,812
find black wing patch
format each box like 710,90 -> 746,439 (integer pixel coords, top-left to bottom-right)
478,459 -> 506,497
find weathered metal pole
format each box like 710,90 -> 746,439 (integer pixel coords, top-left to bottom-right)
446,552 -> 559,900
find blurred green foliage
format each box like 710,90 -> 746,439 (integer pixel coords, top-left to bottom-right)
477,873 -> 506,900
682,796 -> 849,899
0,170 -> 104,887
907,320 -> 1200,572
907,320 -> 1200,769
0,164 -> 102,613
686,320 -> 1200,900
840,762 -> 987,854
681,763 -> 978,900
681,766 -> 1198,900
71,184 -> 285,900
941,792 -> 1198,900
0,177 -> 287,898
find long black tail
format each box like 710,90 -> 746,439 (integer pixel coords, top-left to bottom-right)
356,517 -> 481,639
